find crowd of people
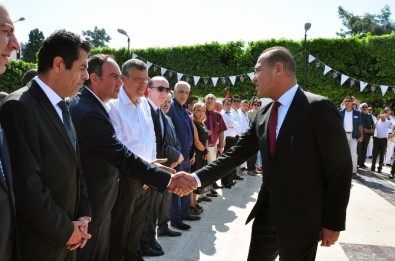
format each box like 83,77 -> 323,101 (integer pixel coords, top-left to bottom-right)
340,96 -> 395,179
0,2 -> 355,261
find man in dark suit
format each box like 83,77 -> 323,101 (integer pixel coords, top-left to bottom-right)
192,46 -> 352,260
70,55 -> 194,261
0,30 -> 93,261
0,4 -> 20,260
141,77 -> 183,256
158,93 -> 184,236
167,81 -> 200,231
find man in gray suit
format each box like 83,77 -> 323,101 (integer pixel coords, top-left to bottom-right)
0,3 -> 20,260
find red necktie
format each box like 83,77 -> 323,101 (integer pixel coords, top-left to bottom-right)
269,101 -> 281,156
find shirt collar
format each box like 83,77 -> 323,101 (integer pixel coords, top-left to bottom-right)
34,76 -> 64,106
85,86 -> 111,112
277,84 -> 299,107
172,98 -> 187,110
147,98 -> 160,111
119,87 -> 141,106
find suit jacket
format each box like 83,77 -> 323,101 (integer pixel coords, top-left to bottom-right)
70,87 -> 171,193
0,80 -> 91,261
149,103 -> 165,158
162,115 -> 182,167
0,127 -> 18,261
167,99 -> 193,162
195,88 -> 352,246
339,108 -> 362,139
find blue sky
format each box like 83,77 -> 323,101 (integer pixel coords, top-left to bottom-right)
5,0 -> 395,49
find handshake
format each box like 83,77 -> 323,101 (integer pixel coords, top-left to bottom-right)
168,171 -> 198,196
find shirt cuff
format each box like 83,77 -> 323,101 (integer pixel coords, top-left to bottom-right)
192,173 -> 202,187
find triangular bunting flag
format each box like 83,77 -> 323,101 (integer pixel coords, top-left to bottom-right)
212,77 -> 219,87
323,65 -> 332,75
229,76 -> 236,85
380,85 -> 389,96
177,73 -> 183,81
247,72 -> 254,80
340,74 -> 349,86
147,61 -> 152,69
359,82 -> 368,92
160,67 -> 167,76
132,53 -> 138,59
193,76 -> 200,86
308,54 -> 315,63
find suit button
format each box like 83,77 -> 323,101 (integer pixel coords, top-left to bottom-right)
117,178 -> 120,182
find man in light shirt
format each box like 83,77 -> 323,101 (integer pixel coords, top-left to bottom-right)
371,111 -> 392,174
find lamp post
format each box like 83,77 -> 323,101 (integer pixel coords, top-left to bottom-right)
117,28 -> 130,52
13,17 -> 25,23
304,22 -> 311,90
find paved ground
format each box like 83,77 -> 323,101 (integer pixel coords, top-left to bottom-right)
146,158 -> 395,261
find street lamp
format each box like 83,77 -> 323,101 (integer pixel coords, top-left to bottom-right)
13,17 -> 25,23
304,22 -> 311,90
117,28 -> 130,52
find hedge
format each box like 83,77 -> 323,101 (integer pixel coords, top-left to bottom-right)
1,34 -> 395,107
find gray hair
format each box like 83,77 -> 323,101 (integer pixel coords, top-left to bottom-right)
121,58 -> 147,76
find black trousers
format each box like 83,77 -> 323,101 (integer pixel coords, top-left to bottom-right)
221,136 -> 238,185
248,207 -> 318,261
357,132 -> 371,165
108,177 -> 149,261
372,137 -> 387,169
247,153 -> 258,171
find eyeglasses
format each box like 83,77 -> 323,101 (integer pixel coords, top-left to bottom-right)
344,100 -> 352,102
232,99 -> 241,103
253,104 -> 259,106
133,77 -> 149,83
361,107 -> 368,109
150,86 -> 171,93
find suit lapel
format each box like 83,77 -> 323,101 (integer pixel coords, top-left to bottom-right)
0,129 -> 8,191
275,88 -> 303,157
30,81 -> 78,161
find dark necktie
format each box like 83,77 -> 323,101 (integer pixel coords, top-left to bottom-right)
269,101 -> 281,156
156,108 -> 164,139
58,100 -> 77,152
0,158 -> 5,183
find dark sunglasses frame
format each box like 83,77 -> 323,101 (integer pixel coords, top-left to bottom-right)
150,86 -> 171,93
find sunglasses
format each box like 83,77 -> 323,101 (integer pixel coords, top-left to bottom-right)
232,100 -> 241,103
150,86 -> 171,93
361,107 -> 368,109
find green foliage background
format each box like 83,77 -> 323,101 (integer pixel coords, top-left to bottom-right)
1,34 -> 395,108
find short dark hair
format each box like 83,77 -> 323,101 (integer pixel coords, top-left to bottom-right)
37,30 -> 91,74
261,46 -> 296,77
85,54 -> 114,86
121,59 -> 147,76
22,69 -> 38,86
222,98 -> 231,105
187,96 -> 199,106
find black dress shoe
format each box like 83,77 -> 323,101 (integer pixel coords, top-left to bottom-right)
206,193 -> 218,197
171,222 -> 191,230
234,175 -> 244,180
371,167 -> 375,172
377,168 -> 382,173
141,245 -> 164,256
184,215 -> 201,221
390,173 -> 394,179
231,180 -> 236,186
212,183 -> 224,189
358,164 -> 367,168
158,229 -> 182,237
149,239 -> 163,251
210,189 -> 218,194
223,184 -> 232,189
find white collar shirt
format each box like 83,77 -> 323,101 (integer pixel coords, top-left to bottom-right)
85,86 -> 111,112
108,87 -> 156,161
230,107 -> 243,135
34,76 -> 64,122
276,84 -> 298,138
238,108 -> 249,133
375,119 -> 392,138
221,110 -> 240,137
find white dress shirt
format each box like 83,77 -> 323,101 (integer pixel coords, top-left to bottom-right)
375,119 -> 392,138
276,84 -> 299,138
230,107 -> 243,135
108,87 -> 156,162
221,110 -> 240,137
238,108 -> 249,133
34,76 -> 64,122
